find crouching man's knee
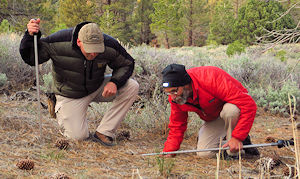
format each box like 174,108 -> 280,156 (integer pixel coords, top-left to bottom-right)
127,79 -> 139,95
64,130 -> 89,141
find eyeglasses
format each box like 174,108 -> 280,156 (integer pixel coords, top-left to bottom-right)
165,87 -> 179,95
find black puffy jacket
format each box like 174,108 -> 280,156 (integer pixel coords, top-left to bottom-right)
19,22 -> 135,98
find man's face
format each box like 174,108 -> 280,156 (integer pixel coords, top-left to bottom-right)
77,39 -> 99,60
164,86 -> 191,105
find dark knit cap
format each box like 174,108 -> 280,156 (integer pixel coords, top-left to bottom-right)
162,64 -> 192,88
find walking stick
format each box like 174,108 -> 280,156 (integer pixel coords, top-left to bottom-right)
34,33 -> 42,142
141,139 -> 295,156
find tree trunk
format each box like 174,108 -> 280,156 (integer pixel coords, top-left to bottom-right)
164,31 -> 170,49
140,1 -> 144,43
234,0 -> 242,19
187,0 -> 193,46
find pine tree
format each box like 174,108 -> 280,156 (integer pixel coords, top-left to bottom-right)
232,0 -> 296,45
131,0 -> 155,45
150,0 -> 183,48
57,0 -> 96,28
180,0 -> 209,46
207,0 -> 235,45
97,0 -> 135,44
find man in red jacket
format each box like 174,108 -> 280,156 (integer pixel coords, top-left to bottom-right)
162,64 -> 259,158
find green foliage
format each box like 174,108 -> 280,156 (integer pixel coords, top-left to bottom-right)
150,0 -> 183,47
156,156 -> 175,177
0,73 -> 7,87
50,23 -> 68,34
0,0 -> 8,14
251,81 -> 300,115
226,40 -> 246,56
207,0 -> 235,45
180,0 -> 209,46
232,0 -> 296,45
0,19 -> 12,33
275,50 -> 287,62
41,72 -> 53,93
97,0 -> 135,44
131,0 -> 155,45
40,150 -> 66,161
38,0 -> 59,35
58,0 -> 97,27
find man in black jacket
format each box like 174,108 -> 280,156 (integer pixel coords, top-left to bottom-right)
19,18 -> 139,146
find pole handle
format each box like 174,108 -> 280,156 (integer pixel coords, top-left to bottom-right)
277,139 -> 294,148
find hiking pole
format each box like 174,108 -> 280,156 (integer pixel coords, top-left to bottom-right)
34,32 -> 42,142
141,139 -> 294,156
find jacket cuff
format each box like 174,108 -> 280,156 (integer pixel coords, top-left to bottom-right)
25,30 -> 42,39
110,79 -> 122,89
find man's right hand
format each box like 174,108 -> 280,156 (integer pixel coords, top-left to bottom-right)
27,18 -> 40,36
160,153 -> 176,158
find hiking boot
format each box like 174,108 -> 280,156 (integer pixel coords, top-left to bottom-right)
93,131 -> 115,146
220,150 -> 240,160
46,92 -> 56,118
243,135 -> 260,156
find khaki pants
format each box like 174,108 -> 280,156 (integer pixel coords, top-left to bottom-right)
55,76 -> 139,140
197,103 -> 240,157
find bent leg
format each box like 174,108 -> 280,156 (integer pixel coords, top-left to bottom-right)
95,79 -> 139,138
196,117 -> 227,157
55,95 -> 91,140
220,103 -> 240,155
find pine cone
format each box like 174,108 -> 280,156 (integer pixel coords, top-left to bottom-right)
16,159 -> 34,170
116,130 -> 130,141
51,173 -> 70,179
55,139 -> 69,150
265,136 -> 276,143
270,154 -> 281,166
283,166 -> 295,177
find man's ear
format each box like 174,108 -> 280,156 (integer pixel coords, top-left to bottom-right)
77,38 -> 81,47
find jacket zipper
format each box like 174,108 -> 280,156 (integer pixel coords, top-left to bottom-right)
84,60 -> 88,94
185,102 -> 207,116
89,60 -> 93,80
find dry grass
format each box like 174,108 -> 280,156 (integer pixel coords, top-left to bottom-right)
0,91 -> 299,178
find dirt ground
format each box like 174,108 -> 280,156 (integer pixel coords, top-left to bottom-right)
0,91 -> 299,178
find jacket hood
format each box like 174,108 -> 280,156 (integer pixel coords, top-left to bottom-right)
71,21 -> 91,49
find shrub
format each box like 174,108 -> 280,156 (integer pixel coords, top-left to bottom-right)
0,33 -> 51,90
0,19 -> 12,33
226,40 -> 246,56
232,0 -> 296,45
41,72 -> 53,93
275,50 -> 287,62
0,73 -> 7,87
250,81 -> 300,116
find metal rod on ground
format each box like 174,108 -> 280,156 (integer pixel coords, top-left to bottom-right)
141,140 -> 294,156
34,34 -> 42,142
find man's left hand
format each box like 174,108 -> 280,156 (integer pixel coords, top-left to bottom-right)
222,137 -> 243,153
102,82 -> 117,98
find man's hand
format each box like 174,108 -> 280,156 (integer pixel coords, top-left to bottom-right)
102,82 -> 117,98
27,18 -> 40,36
160,154 -> 175,158
222,137 -> 243,153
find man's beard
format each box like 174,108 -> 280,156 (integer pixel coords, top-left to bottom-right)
173,88 -> 192,105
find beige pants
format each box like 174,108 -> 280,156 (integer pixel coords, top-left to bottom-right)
197,103 -> 240,157
55,76 -> 139,140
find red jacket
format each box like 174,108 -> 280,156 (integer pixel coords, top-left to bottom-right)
163,66 -> 257,152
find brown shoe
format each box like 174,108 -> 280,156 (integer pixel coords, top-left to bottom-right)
94,131 -> 115,146
46,92 -> 56,118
